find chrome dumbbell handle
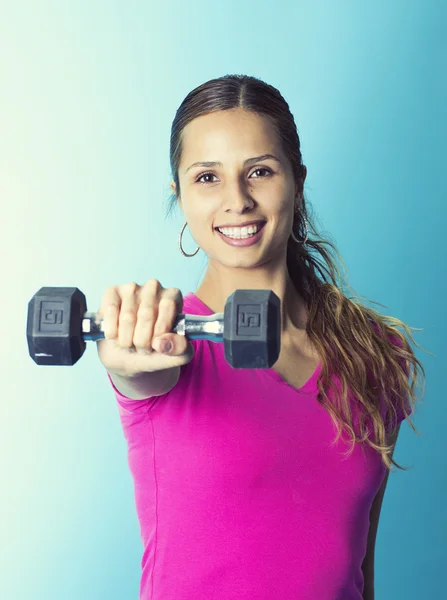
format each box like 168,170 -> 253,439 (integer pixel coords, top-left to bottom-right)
81,312 -> 225,343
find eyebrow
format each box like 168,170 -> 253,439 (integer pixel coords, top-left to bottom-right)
184,154 -> 281,174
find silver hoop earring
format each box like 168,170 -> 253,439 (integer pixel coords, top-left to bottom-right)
291,215 -> 309,245
179,221 -> 200,257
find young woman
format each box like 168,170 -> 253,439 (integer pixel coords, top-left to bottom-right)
96,74 -> 425,600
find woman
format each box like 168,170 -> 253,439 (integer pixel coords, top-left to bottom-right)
97,74 -> 425,600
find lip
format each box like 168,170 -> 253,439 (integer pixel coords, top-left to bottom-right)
215,222 -> 266,247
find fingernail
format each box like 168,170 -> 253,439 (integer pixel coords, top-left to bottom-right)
159,340 -> 172,353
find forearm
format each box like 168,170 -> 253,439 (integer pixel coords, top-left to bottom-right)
108,366 -> 180,399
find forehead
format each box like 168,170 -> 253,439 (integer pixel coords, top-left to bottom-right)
180,109 -> 280,159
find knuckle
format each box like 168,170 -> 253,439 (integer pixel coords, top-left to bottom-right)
100,306 -> 118,335
121,281 -> 138,295
167,288 -> 182,305
104,284 -> 117,297
101,287 -> 117,308
119,311 -> 137,325
166,288 -> 183,310
133,332 -> 150,347
106,303 -> 119,313
168,287 -> 182,298
159,296 -> 176,309
144,279 -> 161,292
137,306 -> 157,321
119,341 -> 133,350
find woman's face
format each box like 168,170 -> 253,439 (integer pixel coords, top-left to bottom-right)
172,108 -> 306,269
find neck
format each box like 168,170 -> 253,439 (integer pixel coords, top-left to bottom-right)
194,260 -> 308,336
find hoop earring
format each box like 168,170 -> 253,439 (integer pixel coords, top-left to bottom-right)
179,221 -> 200,257
291,215 -> 309,245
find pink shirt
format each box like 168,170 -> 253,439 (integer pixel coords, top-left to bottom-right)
108,292 -> 410,600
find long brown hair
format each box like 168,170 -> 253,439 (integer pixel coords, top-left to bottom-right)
165,74 -> 427,471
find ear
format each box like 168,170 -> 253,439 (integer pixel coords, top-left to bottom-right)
171,180 -> 182,210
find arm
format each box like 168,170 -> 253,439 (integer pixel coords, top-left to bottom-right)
361,423 -> 401,600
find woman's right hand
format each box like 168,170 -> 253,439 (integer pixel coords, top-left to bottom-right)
96,279 -> 195,378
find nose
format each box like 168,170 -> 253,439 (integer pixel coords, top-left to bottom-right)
220,178 -> 255,214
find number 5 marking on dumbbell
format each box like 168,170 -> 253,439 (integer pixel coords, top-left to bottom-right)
237,306 -> 261,335
40,302 -> 64,330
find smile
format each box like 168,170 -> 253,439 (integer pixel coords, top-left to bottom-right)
215,223 -> 266,247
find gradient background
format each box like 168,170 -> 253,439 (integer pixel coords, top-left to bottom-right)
1,1 -> 445,598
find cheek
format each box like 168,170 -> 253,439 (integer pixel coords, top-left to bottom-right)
184,207 -> 215,233
275,196 -> 294,219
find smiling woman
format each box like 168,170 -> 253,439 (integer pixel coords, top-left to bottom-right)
106,74 -> 427,600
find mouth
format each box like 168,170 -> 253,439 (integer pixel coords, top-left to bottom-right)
214,222 -> 266,247
214,221 -> 266,236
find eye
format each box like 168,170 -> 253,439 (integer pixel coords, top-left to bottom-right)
250,168 -> 273,178
196,172 -> 218,184
196,167 -> 273,185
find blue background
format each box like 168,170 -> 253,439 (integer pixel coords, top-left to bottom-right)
1,1 -> 445,598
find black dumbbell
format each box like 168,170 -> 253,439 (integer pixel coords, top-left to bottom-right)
26,287 -> 281,369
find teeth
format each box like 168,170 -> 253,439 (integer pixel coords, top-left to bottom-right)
217,224 -> 261,239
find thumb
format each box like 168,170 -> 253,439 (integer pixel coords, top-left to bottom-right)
152,333 -> 192,358
152,335 -> 175,354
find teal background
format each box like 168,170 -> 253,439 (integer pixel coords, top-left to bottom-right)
1,1 -> 445,598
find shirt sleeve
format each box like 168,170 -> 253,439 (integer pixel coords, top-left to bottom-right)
105,336 -> 199,417
106,371 -> 160,416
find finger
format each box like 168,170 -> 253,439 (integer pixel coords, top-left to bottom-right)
152,332 -> 192,358
98,286 -> 121,340
117,282 -> 139,349
133,279 -> 161,354
152,288 -> 183,342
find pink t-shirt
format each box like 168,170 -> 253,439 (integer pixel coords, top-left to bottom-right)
108,292 -> 410,600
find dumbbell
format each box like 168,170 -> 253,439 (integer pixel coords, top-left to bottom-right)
26,287 -> 281,369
